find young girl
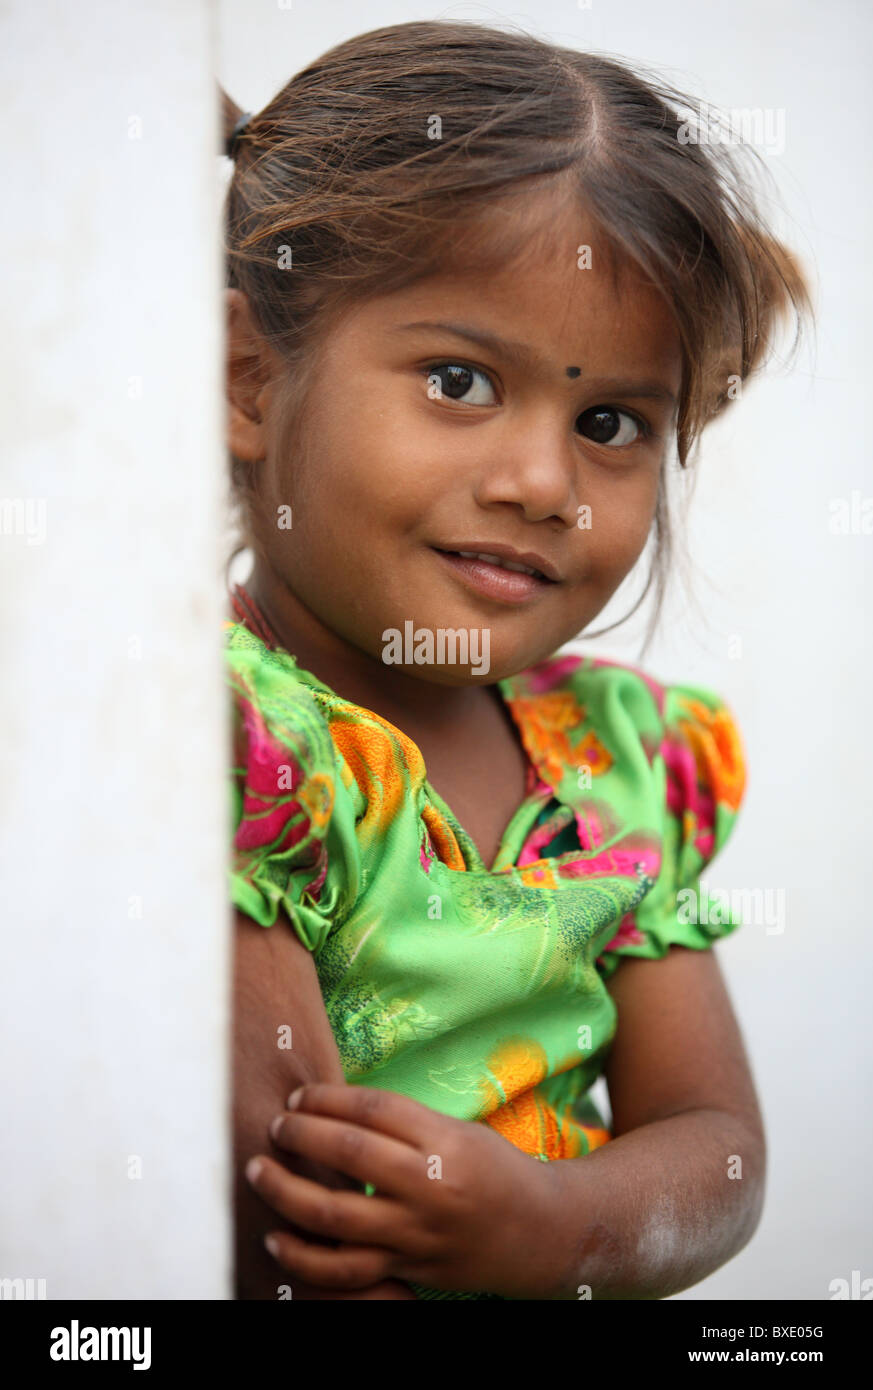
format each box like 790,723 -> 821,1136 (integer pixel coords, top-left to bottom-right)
222,21 -> 811,1300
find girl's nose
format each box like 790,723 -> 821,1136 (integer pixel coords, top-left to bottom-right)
472,417 -> 579,526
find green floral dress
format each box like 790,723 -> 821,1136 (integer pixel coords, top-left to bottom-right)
225,600 -> 747,1301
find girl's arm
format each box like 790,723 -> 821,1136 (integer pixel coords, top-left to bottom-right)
549,943 -> 767,1300
241,940 -> 763,1300
232,907 -> 416,1298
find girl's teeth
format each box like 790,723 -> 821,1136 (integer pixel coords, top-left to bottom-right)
455,551 -> 541,577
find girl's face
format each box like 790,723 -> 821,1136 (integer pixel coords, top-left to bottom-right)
238,190 -> 682,685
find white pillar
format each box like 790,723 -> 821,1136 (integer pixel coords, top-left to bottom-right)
0,1 -> 230,1298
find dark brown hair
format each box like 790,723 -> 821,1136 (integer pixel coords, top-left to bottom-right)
220,19 -> 813,652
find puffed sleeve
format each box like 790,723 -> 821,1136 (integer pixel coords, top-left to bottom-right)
596,679 -> 747,980
225,630 -> 355,955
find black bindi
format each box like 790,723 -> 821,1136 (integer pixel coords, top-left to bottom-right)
565,366 -> 581,378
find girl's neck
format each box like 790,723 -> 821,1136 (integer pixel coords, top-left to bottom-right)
241,561 -> 491,736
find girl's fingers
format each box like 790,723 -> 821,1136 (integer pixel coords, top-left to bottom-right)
269,1109 -> 430,1200
263,1227 -> 396,1289
247,1155 -> 422,1252
283,1081 -> 453,1150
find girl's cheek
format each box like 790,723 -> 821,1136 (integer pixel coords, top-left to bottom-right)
599,479 -> 661,558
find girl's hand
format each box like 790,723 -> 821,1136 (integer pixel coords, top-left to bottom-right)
245,1082 -> 565,1298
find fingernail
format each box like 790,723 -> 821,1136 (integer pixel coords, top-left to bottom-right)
264,1234 -> 280,1257
269,1114 -> 284,1139
245,1157 -> 263,1184
286,1087 -> 304,1110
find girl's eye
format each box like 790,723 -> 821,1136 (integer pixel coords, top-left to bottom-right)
422,370 -> 651,445
576,405 -> 647,448
425,363 -> 497,406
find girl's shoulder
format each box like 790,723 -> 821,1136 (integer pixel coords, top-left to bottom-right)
223,619 -> 355,951
504,645 -> 735,722
223,618 -> 339,774
223,617 -> 333,695
501,646 -> 746,814
507,649 -> 748,975
222,617 -> 423,766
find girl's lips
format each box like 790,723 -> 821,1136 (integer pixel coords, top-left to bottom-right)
432,548 -> 556,604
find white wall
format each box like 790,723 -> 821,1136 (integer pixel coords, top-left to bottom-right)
0,1 -> 230,1297
217,0 -> 871,1301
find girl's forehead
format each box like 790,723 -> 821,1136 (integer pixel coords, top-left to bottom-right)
422,204 -> 654,323
451,181 -> 629,271
376,250 -> 677,356
329,186 -> 681,377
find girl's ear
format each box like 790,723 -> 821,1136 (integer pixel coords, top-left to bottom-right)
225,288 -> 276,462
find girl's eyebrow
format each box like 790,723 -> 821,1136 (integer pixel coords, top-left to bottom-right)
393,319 -> 677,405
